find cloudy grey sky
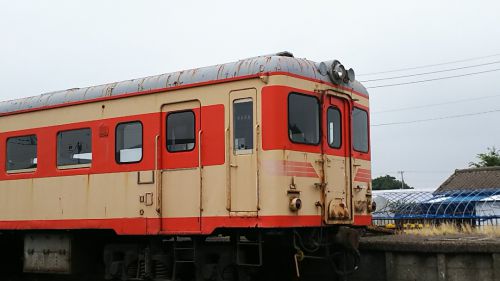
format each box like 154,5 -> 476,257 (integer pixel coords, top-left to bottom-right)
1,0 -> 499,190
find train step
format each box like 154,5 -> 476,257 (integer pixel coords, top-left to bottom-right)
236,233 -> 263,267
170,237 -> 196,280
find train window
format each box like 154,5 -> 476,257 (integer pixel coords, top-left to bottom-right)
353,108 -> 369,152
233,99 -> 253,153
115,122 -> 143,163
288,93 -> 320,145
6,135 -> 37,172
57,128 -> 92,167
167,111 -> 195,152
327,107 -> 342,148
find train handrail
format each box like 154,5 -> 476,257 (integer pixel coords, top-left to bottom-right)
199,129 -> 203,218
155,134 -> 162,215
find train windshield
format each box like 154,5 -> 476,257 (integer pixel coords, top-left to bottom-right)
288,93 -> 320,145
352,107 -> 369,152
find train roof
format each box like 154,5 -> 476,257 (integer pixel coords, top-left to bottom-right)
0,51 -> 368,116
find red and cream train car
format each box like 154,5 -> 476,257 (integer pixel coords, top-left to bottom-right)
0,52 -> 371,280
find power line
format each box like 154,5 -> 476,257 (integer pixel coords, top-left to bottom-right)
372,94 -> 500,114
359,52 -> 500,76
372,108 -> 500,127
360,60 -> 500,82
366,68 -> 500,89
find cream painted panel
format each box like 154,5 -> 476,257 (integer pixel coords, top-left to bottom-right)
229,89 -> 258,213
258,150 -> 323,217
0,172 -> 156,221
0,179 -> 35,219
89,172 -> 135,218
324,155 -> 353,223
161,169 -> 200,218
352,158 -> 372,215
0,79 -> 260,132
31,176 -> 86,219
199,165 -> 228,217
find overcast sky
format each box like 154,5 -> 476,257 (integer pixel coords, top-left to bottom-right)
1,1 -> 499,190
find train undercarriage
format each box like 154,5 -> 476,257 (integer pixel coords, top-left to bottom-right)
0,227 -> 361,281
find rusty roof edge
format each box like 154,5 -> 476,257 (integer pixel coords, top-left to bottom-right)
0,53 -> 368,115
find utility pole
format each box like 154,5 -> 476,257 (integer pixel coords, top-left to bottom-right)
398,171 -> 405,189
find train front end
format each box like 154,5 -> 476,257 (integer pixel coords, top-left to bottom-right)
259,59 -> 372,229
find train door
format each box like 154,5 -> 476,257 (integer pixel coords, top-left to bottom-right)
322,95 -> 352,223
160,100 -> 202,232
229,89 -> 258,215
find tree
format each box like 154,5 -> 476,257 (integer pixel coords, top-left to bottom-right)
469,146 -> 500,168
372,175 -> 413,190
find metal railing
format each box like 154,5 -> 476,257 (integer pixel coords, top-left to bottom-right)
372,189 -> 500,228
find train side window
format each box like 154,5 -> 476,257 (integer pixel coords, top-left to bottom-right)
57,128 -> 92,167
288,93 -> 320,145
167,111 -> 195,152
6,135 -> 37,172
327,107 -> 342,148
116,122 -> 143,163
352,108 -> 369,153
233,99 -> 253,154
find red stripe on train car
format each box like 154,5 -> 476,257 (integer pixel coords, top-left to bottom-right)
0,218 -> 148,235
354,178 -> 371,183
0,104 -> 225,180
353,215 -> 372,226
262,159 -> 320,178
354,168 -> 371,182
0,215 -> 324,235
282,160 -> 314,167
356,169 -> 371,175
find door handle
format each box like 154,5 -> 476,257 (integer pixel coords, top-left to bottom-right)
230,164 -> 238,168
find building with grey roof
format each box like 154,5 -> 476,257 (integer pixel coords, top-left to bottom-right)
435,166 -> 500,193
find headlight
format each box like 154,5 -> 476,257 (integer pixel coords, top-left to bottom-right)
289,197 -> 302,211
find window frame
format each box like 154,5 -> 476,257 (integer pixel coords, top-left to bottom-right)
115,121 -> 144,164
166,110 -> 196,153
287,92 -> 321,146
56,127 -> 93,169
327,106 -> 342,149
352,107 -> 369,153
5,134 -> 38,173
233,98 -> 254,155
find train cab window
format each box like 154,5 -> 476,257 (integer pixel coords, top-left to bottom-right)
233,99 -> 253,153
353,108 -> 369,152
167,111 -> 195,152
6,135 -> 37,172
57,128 -> 92,167
288,93 -> 320,145
327,107 -> 342,148
116,122 -> 143,163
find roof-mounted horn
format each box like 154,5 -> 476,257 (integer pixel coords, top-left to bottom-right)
328,60 -> 346,83
322,60 -> 356,84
